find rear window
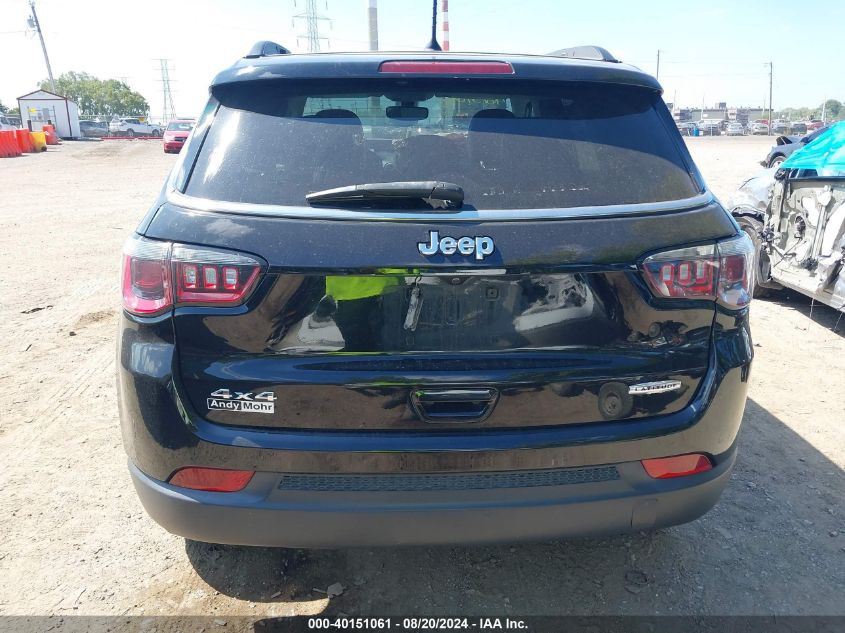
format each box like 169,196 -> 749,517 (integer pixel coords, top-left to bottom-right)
185,79 -> 699,210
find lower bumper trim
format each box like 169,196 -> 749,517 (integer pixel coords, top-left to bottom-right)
129,450 -> 734,547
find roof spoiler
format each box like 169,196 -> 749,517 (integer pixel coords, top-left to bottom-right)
244,41 -> 292,59
548,46 -> 619,63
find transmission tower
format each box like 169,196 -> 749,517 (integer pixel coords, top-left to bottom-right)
292,0 -> 330,52
154,59 -> 176,123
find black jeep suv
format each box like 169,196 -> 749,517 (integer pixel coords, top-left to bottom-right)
118,43 -> 754,547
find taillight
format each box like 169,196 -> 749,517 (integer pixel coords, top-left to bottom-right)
378,61 -> 514,74
168,467 -> 254,492
641,454 -> 713,479
121,237 -> 263,316
641,234 -> 754,309
122,237 -> 171,316
171,244 -> 261,305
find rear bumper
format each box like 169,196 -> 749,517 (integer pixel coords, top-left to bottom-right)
118,308 -> 752,546
130,447 -> 735,547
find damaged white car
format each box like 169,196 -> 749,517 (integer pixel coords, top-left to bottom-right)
729,121 -> 845,310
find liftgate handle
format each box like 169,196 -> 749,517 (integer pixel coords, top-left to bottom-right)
410,388 -> 500,424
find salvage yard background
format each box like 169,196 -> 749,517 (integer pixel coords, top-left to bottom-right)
0,136 -> 843,618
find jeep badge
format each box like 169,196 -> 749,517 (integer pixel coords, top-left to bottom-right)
418,231 -> 495,261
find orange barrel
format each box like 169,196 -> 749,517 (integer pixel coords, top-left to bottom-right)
30,131 -> 48,152
0,131 -> 8,157
15,129 -> 34,153
43,124 -> 60,145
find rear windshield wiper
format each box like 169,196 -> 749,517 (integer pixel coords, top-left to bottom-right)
306,181 -> 464,211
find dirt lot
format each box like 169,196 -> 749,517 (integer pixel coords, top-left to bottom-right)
0,136 -> 844,622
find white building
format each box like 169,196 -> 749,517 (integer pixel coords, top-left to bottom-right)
17,89 -> 81,138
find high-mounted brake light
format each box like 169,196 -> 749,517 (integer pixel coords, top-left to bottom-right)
641,454 -> 713,479
168,467 -> 255,492
378,61 -> 514,74
641,234 -> 754,309
121,236 -> 263,316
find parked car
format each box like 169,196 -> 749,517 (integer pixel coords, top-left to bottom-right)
789,122 -> 807,135
729,122 -> 845,307
749,122 -> 770,135
118,42 -> 754,548
725,122 -> 745,136
0,114 -> 17,131
807,120 -> 825,131
79,120 -> 108,138
676,121 -> 697,136
162,119 -> 195,153
760,125 -> 830,168
109,117 -> 161,137
771,120 -> 790,134
697,120 -> 722,135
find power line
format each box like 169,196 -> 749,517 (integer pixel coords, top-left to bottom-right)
627,54 -> 770,66
659,72 -> 769,78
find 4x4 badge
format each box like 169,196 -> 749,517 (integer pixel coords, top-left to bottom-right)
418,230 -> 495,261
207,388 -> 275,413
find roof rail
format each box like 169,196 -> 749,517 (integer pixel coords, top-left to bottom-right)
244,41 -> 292,59
548,46 -> 619,63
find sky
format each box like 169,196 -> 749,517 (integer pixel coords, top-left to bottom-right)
0,0 -> 842,120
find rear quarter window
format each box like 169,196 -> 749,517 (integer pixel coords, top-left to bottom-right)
184,78 -> 700,210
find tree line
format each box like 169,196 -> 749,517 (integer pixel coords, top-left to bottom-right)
38,71 -> 149,117
776,99 -> 842,121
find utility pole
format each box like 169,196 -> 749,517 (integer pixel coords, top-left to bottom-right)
767,62 -> 773,136
656,50 -> 661,81
293,0 -> 330,53
28,1 -> 55,92
367,0 -> 379,115
367,0 -> 378,51
442,0 -> 450,51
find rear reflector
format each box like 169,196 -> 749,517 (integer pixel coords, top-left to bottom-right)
379,61 -> 514,74
168,467 -> 254,492
641,454 -> 713,479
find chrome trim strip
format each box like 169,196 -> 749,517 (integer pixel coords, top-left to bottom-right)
164,189 -> 714,223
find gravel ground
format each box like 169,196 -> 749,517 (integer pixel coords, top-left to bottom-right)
0,136 -> 843,622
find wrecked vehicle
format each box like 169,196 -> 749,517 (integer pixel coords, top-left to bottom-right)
731,121 -> 845,309
760,125 -> 829,168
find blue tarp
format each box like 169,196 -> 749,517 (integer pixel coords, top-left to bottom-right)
781,120 -> 845,174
